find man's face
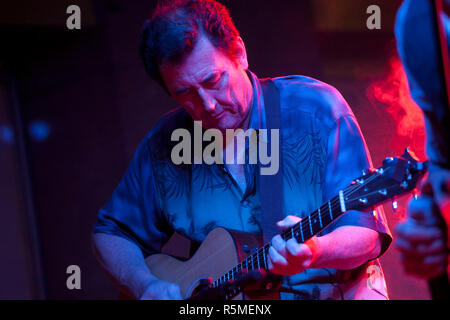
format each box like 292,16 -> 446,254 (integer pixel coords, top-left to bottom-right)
160,36 -> 252,132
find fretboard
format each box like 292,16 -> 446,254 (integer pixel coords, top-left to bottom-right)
212,191 -> 347,288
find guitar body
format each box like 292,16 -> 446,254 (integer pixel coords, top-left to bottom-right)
140,149 -> 427,300
145,227 -> 279,300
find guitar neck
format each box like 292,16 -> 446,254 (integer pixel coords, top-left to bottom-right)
205,150 -> 427,297
212,192 -> 347,287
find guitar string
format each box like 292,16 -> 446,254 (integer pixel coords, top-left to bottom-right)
216,183 -> 366,285
216,196 -> 345,285
218,189 -> 362,284
216,171 -> 386,285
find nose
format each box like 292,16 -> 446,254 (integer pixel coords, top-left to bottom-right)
197,88 -> 216,113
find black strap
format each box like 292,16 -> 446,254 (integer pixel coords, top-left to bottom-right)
259,78 -> 284,244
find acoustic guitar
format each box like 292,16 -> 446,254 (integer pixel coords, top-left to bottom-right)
145,149 -> 427,300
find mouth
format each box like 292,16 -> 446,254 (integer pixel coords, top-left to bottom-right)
211,111 -> 225,120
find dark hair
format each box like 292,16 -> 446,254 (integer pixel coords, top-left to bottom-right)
139,0 -> 240,90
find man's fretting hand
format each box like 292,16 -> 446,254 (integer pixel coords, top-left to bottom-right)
267,215 -> 321,276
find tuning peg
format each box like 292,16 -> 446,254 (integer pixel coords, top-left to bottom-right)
383,157 -> 395,167
372,209 -> 379,220
359,198 -> 368,205
392,200 -> 398,212
412,188 -> 419,200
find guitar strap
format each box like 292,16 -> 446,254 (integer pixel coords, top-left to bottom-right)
259,78 -> 284,244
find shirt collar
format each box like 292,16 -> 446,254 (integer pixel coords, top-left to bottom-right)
246,69 -> 268,142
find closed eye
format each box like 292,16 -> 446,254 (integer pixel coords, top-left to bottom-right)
174,87 -> 190,96
173,72 -> 224,96
201,72 -> 223,88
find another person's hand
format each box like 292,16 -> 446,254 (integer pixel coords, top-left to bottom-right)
395,182 -> 449,279
267,215 -> 320,276
140,279 -> 182,300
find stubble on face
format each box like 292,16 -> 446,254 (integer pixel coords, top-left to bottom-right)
159,36 -> 253,134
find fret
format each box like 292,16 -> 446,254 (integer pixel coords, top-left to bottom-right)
214,192 -> 353,295
299,222 -> 304,242
301,220 -> 310,240
263,246 -> 268,270
328,200 -> 333,220
339,190 -> 346,212
308,216 -> 313,235
318,207 -> 323,228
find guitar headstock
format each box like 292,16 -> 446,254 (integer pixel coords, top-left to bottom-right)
344,148 -> 428,212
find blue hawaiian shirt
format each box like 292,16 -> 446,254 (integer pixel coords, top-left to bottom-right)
94,70 -> 392,300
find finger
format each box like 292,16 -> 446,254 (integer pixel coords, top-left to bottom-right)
267,255 -> 274,271
285,239 -> 311,267
407,196 -> 438,225
401,251 -> 448,270
396,237 -> 447,257
166,284 -> 182,300
395,237 -> 421,257
268,246 -> 288,271
395,221 -> 444,243
276,215 -> 301,230
271,235 -> 286,254
416,238 -> 449,256
423,253 -> 449,267
401,254 -> 448,278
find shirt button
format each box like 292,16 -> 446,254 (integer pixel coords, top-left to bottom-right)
241,200 -> 250,207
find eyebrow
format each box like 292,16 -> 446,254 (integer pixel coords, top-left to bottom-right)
174,72 -> 221,95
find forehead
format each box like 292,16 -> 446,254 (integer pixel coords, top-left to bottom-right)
160,36 -> 233,89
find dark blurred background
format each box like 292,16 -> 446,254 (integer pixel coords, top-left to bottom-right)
0,0 -> 432,299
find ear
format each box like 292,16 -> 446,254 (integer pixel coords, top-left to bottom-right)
233,36 -> 249,70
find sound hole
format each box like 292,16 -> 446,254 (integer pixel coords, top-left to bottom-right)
188,278 -> 212,299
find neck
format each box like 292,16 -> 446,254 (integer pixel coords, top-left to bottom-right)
221,71 -> 254,155
241,70 -> 254,132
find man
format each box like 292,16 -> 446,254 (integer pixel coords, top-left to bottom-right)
394,0 -> 450,281
92,0 -> 392,300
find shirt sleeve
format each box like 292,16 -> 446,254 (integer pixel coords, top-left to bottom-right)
92,138 -> 174,257
321,114 -> 393,259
